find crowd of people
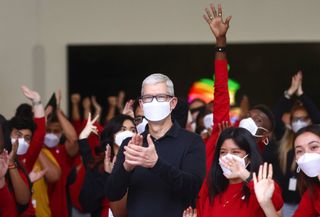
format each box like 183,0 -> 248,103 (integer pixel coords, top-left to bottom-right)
1,3 -> 320,217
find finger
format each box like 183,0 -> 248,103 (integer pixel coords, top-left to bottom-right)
253,172 -> 257,185
125,159 -> 140,166
262,162 -> 268,179
203,14 -> 211,24
217,4 -> 222,17
112,154 -> 117,164
205,7 -> 213,19
124,146 -> 144,158
106,145 -> 112,160
124,150 -> 143,161
88,112 -> 92,122
147,134 -> 155,148
258,165 -> 263,181
225,16 -> 232,26
127,143 -> 145,152
210,4 -> 217,17
218,123 -> 222,132
268,164 -> 273,179
91,114 -> 100,124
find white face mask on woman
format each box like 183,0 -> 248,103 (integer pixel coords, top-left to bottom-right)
114,130 -> 135,147
292,120 -> 309,133
44,133 -> 60,148
136,118 -> 148,134
11,138 -> 30,155
219,153 -> 249,177
142,99 -> 172,122
239,117 -> 268,137
296,152 -> 320,177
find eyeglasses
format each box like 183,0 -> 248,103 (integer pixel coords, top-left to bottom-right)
134,116 -> 145,125
140,94 -> 173,103
292,116 -> 309,122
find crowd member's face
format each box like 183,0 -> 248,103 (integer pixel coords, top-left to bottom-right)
294,132 -> 320,160
134,106 -> 144,125
46,122 -> 63,136
119,120 -> 137,134
291,109 -> 310,124
10,128 -> 32,144
247,109 -> 271,137
219,139 -> 248,160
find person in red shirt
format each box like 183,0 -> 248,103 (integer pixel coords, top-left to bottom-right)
203,127 -> 283,217
45,91 -> 79,217
292,125 -> 320,216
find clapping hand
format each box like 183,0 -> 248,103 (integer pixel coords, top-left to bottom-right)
21,85 -> 41,104
29,168 -> 47,183
183,207 -> 197,217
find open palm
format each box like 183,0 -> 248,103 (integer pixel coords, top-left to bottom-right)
253,163 -> 275,204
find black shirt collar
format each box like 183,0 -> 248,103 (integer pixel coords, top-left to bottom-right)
142,121 -> 180,139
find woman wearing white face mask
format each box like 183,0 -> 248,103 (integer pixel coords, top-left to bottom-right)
292,125 -> 320,216
200,127 -> 283,217
79,114 -> 136,217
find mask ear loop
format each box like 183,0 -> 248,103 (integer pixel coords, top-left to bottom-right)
296,166 -> 301,173
262,137 -> 269,145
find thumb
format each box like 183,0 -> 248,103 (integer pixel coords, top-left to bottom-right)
146,134 -> 155,148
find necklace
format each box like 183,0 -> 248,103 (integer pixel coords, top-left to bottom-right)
222,190 -> 243,208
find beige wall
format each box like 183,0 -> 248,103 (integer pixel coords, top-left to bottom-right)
1,0 -> 320,117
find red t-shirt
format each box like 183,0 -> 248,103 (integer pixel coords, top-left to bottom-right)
0,184 -> 18,217
293,184 -> 320,216
202,182 -> 283,217
47,145 -> 75,217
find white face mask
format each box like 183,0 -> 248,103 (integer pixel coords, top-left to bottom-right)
44,133 -> 60,148
142,99 -> 172,122
219,153 -> 249,177
203,113 -> 213,129
114,130 -> 135,147
296,152 -> 320,177
136,118 -> 148,134
11,138 -> 30,155
239,117 -> 268,137
292,120 -> 309,133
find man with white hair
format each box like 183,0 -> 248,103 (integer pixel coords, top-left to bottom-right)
105,73 -> 206,217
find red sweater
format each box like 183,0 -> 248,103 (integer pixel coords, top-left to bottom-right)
202,182 -> 283,217
197,59 -> 230,217
293,184 -> 320,216
0,184 -> 18,217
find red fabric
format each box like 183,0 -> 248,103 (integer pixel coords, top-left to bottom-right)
47,145 -> 75,217
18,117 -> 46,173
201,181 -> 283,217
100,199 -> 109,217
0,184 -> 18,217
293,184 -> 320,217
197,59 -> 230,217
69,119 -> 103,212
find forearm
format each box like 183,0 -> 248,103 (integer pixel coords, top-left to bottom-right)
56,109 -> 78,156
0,177 -> 5,189
9,168 -> 30,205
78,139 -> 94,170
215,36 -> 226,60
260,200 -> 280,217
33,103 -> 45,118
71,103 -> 81,121
109,194 -> 128,217
38,152 -> 61,183
84,108 -> 90,120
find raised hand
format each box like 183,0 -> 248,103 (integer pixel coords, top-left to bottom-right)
296,71 -> 304,96
79,113 -> 99,139
71,93 -> 81,105
108,96 -> 117,108
122,99 -> 135,118
183,207 -> 197,217
104,145 -> 116,174
21,85 -> 41,103
253,163 -> 275,205
29,168 -> 47,183
9,139 -> 18,163
219,155 -> 250,180
91,96 -> 102,113
287,71 -> 302,96
55,90 -> 62,109
0,150 -> 9,178
117,90 -> 126,111
218,121 -> 230,134
203,4 -> 232,40
123,134 -> 158,171
82,97 -> 91,110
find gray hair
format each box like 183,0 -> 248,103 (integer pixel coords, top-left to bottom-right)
141,73 -> 174,96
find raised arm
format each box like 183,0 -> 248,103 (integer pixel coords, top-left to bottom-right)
56,90 -> 79,157
37,150 -> 61,183
71,93 -> 81,122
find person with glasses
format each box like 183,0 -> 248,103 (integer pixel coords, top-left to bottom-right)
105,73 -> 206,217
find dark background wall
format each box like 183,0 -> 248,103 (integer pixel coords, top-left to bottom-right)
68,43 -> 320,116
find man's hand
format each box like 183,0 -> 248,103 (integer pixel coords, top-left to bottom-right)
123,134 -> 158,171
203,4 -> 231,41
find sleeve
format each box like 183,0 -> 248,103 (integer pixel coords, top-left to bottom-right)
299,93 -> 320,124
104,139 -> 132,201
72,119 -> 83,136
78,139 -> 95,170
23,117 -> 46,172
149,135 -> 206,204
272,95 -> 293,140
293,189 -> 317,217
0,184 -> 18,217
205,59 -> 230,172
271,182 -> 284,211
79,169 -> 109,212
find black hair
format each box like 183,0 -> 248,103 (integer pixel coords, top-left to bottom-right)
8,116 -> 36,135
252,104 -> 275,132
208,127 -> 263,203
99,114 -> 135,158
15,103 -> 33,119
0,114 -> 11,152
293,124 -> 320,196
